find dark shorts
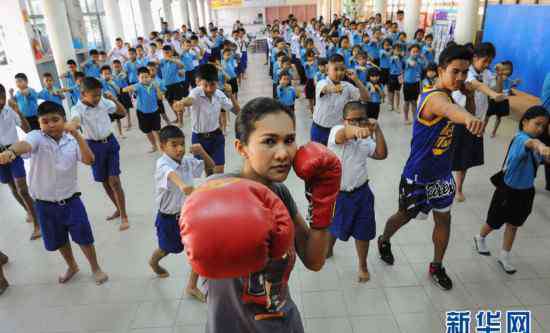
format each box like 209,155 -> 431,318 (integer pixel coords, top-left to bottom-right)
228,77 -> 239,95
451,124 -> 484,171
487,99 -> 510,117
305,79 -> 315,99
380,68 -> 390,85
388,74 -> 402,92
137,111 -> 161,134
185,70 -> 197,90
118,92 -> 133,110
191,129 -> 225,166
34,196 -> 94,251
25,116 -> 40,130
155,212 -> 184,254
330,182 -> 376,241
157,99 -> 166,114
310,122 -> 331,146
486,185 -> 535,229
398,175 -> 456,220
403,82 -> 420,102
165,82 -> 186,105
366,102 -> 381,120
0,156 -> 26,184
87,134 -> 121,182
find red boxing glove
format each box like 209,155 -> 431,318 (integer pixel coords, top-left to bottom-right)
293,142 -> 342,229
179,177 -> 294,279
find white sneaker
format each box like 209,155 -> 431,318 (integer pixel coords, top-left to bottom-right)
497,255 -> 517,275
473,236 -> 490,256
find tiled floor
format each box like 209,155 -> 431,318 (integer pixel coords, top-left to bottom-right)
1,53 -> 550,333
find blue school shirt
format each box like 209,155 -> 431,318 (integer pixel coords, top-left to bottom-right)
542,72 -> 550,114
355,66 -> 369,85
63,72 -> 76,89
159,59 -> 184,85
37,88 -> 63,105
82,60 -> 101,78
181,51 -> 195,72
155,76 -> 167,93
222,57 -> 237,79
337,48 -> 353,68
402,89 -> 455,183
404,56 -> 423,83
136,56 -> 149,69
504,131 -> 543,189
367,42 -> 381,60
218,70 -> 226,89
367,82 -> 384,103
395,41 -> 407,54
214,35 -> 224,48
134,83 -> 159,113
422,78 -> 436,91
113,71 -> 129,89
124,60 -> 139,84
422,45 -> 434,64
352,31 -> 362,46
277,86 -> 297,106
304,62 -> 318,80
315,71 -> 327,82
327,44 -> 338,58
101,79 -> 119,97
15,89 -> 39,117
379,49 -> 392,69
389,56 -> 403,75
270,47 -> 280,65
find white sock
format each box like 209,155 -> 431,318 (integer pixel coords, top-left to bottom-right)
501,250 -> 511,260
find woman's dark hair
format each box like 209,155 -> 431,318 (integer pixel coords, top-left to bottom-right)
438,44 -> 473,69
235,97 -> 295,144
519,106 -> 549,131
473,42 -> 496,59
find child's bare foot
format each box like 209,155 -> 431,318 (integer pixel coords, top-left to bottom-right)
455,192 -> 466,202
59,266 -> 79,284
358,269 -> 370,283
106,211 -> 120,221
149,260 -> 170,278
119,217 -> 130,231
93,269 -> 109,285
186,286 -> 206,303
30,228 -> 41,241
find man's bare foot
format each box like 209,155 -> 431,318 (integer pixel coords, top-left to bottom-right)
30,229 -> 41,241
149,260 -> 170,278
119,217 -> 130,231
0,278 -> 8,296
106,211 -> 120,221
358,269 -> 370,283
0,252 -> 8,266
93,269 -> 109,285
186,286 -> 206,303
59,266 -> 79,284
455,192 -> 466,202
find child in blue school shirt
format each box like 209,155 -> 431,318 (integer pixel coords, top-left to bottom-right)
402,44 -> 423,124
337,36 -> 353,68
123,67 -> 164,153
387,44 -> 403,112
379,39 -> 393,89
100,65 -> 125,138
365,68 -> 385,120
147,61 -> 173,125
82,49 -> 101,78
276,71 -> 299,113
112,60 -> 133,129
124,48 -> 140,85
354,52 -> 371,86
181,39 -> 198,94
422,34 -> 435,64
303,50 -> 318,113
475,106 -> 550,275
487,61 -> 518,138
64,71 -> 85,108
38,73 -> 65,106
315,58 -> 328,83
222,48 -> 238,98
11,72 -> 40,130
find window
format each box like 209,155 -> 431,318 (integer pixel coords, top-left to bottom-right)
80,0 -> 108,50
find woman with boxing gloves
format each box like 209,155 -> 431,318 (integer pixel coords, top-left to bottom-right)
180,97 -> 342,332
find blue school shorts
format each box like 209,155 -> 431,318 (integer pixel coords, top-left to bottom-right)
191,129 -> 225,166
155,212 -> 184,254
0,156 -> 26,184
34,196 -> 94,251
310,122 -> 332,146
86,134 -> 121,182
398,174 -> 456,220
330,182 -> 376,241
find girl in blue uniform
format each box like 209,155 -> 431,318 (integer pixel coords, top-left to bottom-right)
377,44 -> 485,291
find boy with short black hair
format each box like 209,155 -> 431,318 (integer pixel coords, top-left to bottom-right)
11,73 -> 40,130
221,48 -> 239,98
100,65 -> 125,138
366,68 -> 385,120
112,60 -> 133,129
150,125 -> 214,302
82,49 -> 101,78
38,72 -> 65,106
70,77 -> 130,231
276,71 -> 299,113
0,101 -> 108,285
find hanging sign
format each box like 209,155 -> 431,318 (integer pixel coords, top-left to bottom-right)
211,0 -> 243,9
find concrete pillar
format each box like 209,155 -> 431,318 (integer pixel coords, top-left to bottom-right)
197,0 -> 206,27
103,0 -> 125,46
204,0 -> 211,25
188,0 -> 200,31
138,0 -> 155,34
42,0 -> 77,76
454,0 -> 480,44
373,0 -> 386,19
163,0 -> 175,30
178,0 -> 190,27
404,0 -> 421,38
211,9 -> 218,25
317,0 -> 323,19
